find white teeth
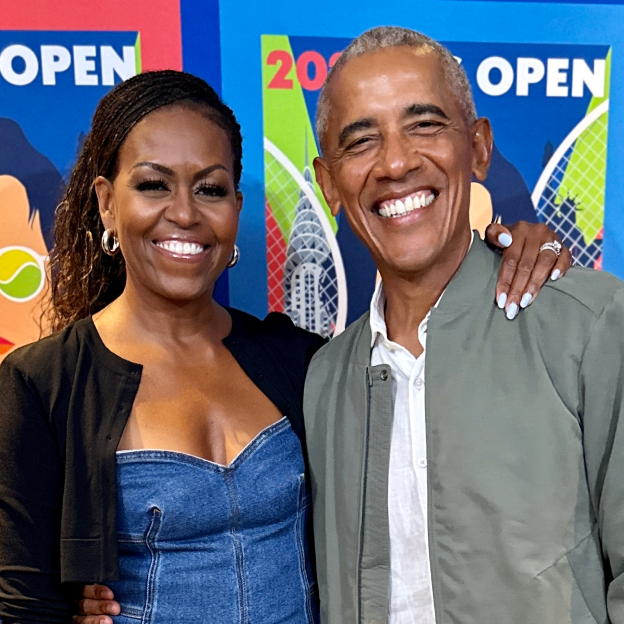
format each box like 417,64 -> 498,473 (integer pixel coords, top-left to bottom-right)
377,190 -> 436,218
156,241 -> 205,255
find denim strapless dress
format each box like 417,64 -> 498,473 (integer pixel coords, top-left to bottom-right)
109,417 -> 319,624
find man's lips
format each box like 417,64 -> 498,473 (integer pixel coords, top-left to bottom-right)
0,336 -> 14,355
374,189 -> 438,219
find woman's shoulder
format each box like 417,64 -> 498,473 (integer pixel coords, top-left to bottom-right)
226,308 -> 328,359
1,317 -> 97,387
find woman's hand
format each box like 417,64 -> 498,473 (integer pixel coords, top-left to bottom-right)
484,221 -> 572,320
74,584 -> 120,624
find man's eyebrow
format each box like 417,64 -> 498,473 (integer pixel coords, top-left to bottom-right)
131,162 -> 227,179
337,118 -> 375,148
403,103 -> 449,120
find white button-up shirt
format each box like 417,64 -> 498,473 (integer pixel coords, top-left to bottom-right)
370,281 -> 436,624
370,236 -> 473,622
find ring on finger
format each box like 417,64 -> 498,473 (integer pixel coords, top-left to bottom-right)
539,240 -> 562,258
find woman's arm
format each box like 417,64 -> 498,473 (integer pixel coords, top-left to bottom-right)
484,221 -> 572,319
0,357 -> 74,623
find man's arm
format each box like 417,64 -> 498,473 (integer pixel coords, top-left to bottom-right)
0,358 -> 74,623
579,286 -> 624,622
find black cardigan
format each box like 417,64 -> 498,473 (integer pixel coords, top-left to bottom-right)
0,309 -> 326,623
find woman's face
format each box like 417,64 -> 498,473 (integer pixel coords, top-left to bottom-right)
95,105 -> 242,303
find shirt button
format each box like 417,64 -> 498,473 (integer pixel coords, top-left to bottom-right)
418,457 -> 427,468
257,373 -> 264,380
380,370 -> 389,381
415,378 -> 424,390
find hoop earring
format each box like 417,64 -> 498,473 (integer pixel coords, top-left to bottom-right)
227,244 -> 240,268
101,229 -> 120,256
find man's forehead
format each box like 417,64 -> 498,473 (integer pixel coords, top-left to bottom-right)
324,47 -> 454,126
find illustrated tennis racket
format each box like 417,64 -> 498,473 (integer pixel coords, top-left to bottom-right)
532,100 -> 609,269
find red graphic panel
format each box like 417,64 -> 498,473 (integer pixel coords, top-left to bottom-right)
2,0 -> 182,70
266,200 -> 286,313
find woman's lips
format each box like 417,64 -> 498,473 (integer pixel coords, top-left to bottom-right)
0,336 -> 15,355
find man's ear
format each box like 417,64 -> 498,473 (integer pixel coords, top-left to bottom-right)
471,117 -> 493,182
313,156 -> 341,218
94,176 -> 116,232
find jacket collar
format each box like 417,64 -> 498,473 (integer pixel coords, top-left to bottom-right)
353,233 -> 499,365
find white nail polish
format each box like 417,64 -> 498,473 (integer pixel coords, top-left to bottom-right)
520,293 -> 532,308
497,292 -> 507,309
498,233 -> 513,248
551,269 -> 561,281
506,303 -> 519,320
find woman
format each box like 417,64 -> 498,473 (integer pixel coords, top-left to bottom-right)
0,71 -> 569,624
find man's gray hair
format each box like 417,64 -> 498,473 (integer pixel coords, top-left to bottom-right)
315,26 -> 478,151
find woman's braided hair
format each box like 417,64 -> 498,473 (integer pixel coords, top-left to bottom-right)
46,70 -> 242,333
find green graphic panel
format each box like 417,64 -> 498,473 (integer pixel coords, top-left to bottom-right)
557,49 -> 611,244
261,35 -> 336,241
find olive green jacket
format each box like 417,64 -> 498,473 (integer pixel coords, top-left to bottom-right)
303,237 -> 624,624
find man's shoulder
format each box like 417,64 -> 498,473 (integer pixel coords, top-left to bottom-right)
539,265 -> 624,320
309,312 -> 370,371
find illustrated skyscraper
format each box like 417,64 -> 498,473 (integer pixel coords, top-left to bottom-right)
283,140 -> 337,337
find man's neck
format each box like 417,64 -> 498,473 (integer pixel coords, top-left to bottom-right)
380,230 -> 472,357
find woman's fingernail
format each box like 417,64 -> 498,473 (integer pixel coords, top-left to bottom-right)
498,233 -> 513,248
520,293 -> 532,308
506,303 -> 519,320
551,269 -> 561,281
497,292 -> 507,309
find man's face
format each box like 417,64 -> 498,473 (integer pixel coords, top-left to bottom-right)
314,46 -> 492,278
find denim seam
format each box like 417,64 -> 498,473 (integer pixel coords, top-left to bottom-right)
142,507 -> 162,624
225,471 -> 248,624
296,474 -> 315,624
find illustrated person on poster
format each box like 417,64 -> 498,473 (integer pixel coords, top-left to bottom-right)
0,118 -> 62,361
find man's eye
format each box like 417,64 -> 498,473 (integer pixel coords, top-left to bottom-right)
135,179 -> 169,192
411,120 -> 442,131
347,137 -> 372,150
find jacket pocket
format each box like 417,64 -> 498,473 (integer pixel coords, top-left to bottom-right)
534,526 -> 607,624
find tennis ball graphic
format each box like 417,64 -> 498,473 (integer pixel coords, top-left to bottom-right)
0,247 -> 44,302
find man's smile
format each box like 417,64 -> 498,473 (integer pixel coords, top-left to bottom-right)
375,188 -> 438,219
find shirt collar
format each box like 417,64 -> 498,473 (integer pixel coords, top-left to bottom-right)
369,231 -> 475,348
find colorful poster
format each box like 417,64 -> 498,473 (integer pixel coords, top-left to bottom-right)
0,31 -> 141,360
262,35 -> 611,334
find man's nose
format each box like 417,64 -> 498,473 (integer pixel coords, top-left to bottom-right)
164,191 -> 201,228
375,132 -> 423,180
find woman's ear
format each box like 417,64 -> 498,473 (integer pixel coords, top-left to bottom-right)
313,156 -> 341,218
94,176 -> 116,232
471,117 -> 493,183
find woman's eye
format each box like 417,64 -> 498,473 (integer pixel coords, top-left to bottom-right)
196,183 -> 228,198
135,179 -> 169,192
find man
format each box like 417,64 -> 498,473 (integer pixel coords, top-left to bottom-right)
305,27 -> 624,623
